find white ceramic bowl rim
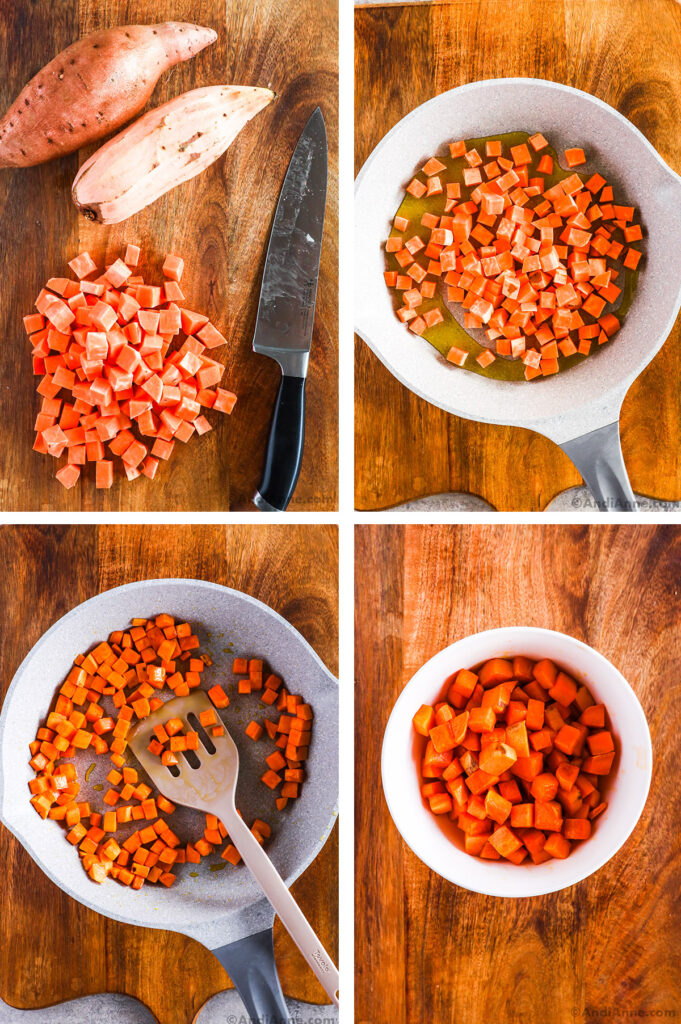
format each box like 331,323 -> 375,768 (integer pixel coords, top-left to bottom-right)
381,627 -> 652,897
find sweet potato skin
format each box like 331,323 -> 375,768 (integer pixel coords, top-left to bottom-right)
72,85 -> 274,224
0,22 -> 217,168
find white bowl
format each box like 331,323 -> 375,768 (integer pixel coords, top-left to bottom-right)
381,627 -> 652,897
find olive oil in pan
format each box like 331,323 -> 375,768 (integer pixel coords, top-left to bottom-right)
386,131 -> 641,382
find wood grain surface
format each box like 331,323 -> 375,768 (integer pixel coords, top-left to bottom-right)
355,524 -> 681,1023
0,524 -> 338,1023
0,0 -> 338,511
355,0 -> 681,510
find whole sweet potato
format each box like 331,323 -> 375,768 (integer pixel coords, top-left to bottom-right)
72,85 -> 274,224
0,22 -> 217,167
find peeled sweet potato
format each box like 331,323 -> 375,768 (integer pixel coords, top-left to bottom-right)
72,85 -> 274,224
0,22 -> 217,168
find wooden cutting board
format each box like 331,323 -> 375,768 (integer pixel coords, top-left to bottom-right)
0,524 -> 338,1024
355,523 -> 681,1023
0,0 -> 337,511
355,0 -> 681,510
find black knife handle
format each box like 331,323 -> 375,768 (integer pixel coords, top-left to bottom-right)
254,374 -> 306,511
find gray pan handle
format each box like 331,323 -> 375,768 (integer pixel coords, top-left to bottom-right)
211,927 -> 289,1024
558,421 -> 637,511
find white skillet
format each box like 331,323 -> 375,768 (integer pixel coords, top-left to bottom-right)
355,78 -> 681,509
0,579 -> 339,1023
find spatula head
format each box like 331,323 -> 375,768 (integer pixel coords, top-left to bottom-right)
128,691 -> 239,816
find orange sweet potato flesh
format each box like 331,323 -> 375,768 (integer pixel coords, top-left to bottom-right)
416,653 -> 617,864
72,86 -> 274,224
0,22 -> 217,167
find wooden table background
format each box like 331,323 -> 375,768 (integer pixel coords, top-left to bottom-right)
355,524 -> 681,1023
0,524 -> 338,1023
0,0 -> 338,511
355,0 -> 681,510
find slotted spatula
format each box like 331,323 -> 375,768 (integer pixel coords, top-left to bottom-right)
128,690 -> 339,1005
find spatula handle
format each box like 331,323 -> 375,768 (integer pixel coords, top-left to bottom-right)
221,805 -> 339,1005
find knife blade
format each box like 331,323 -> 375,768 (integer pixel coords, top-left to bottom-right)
252,107 -> 327,512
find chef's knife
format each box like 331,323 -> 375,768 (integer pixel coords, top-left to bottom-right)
252,107 -> 327,512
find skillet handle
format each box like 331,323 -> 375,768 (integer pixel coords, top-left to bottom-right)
558,421 -> 637,511
211,927 -> 289,1024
